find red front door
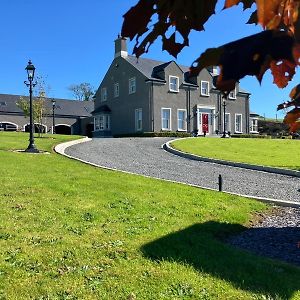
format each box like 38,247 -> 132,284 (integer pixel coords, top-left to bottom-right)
202,113 -> 209,133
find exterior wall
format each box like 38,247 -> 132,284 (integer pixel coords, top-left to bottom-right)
94,57 -> 151,136
0,113 -> 84,135
93,54 -> 251,136
151,64 -> 250,135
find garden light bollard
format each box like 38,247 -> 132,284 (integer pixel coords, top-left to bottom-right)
218,174 -> 223,192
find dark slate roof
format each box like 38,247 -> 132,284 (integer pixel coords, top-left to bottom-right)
0,94 -> 94,117
92,104 -> 111,114
126,55 -> 250,93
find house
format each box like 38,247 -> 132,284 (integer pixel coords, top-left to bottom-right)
0,94 -> 94,136
93,36 -> 257,137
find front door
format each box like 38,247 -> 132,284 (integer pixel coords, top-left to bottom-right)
202,113 -> 209,134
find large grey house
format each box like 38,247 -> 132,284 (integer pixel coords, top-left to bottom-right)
93,37 -> 258,137
0,94 -> 94,136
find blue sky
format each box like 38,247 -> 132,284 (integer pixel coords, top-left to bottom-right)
1,0 -> 298,118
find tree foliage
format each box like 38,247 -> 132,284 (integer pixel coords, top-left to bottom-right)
122,0 -> 300,131
17,76 -> 50,136
68,83 -> 95,101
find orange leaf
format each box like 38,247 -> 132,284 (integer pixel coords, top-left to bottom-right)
270,59 -> 296,88
283,107 -> 300,124
289,121 -> 300,132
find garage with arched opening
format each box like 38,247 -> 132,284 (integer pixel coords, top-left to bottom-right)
0,122 -> 18,131
55,124 -> 72,135
24,123 -> 46,133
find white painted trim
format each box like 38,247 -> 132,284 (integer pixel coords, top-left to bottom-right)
169,75 -> 179,92
177,109 -> 187,131
54,124 -> 72,134
129,77 -> 136,94
101,87 -> 107,102
197,107 -> 216,135
114,82 -> 119,98
0,121 -> 18,130
235,113 -> 243,133
200,80 -> 210,96
225,113 -> 231,132
161,107 -> 172,131
228,88 -> 237,99
114,51 -> 128,58
135,108 -> 143,132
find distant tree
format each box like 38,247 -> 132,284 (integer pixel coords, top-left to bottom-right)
68,83 -> 95,101
121,0 -> 300,131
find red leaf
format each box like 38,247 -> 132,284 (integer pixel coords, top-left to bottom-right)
190,30 -> 297,92
270,59 -> 296,88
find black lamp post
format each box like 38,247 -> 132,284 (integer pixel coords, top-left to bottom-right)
221,97 -> 227,138
24,60 -> 39,153
52,99 -> 56,134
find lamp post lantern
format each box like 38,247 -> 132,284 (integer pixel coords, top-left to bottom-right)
52,99 -> 56,134
221,97 -> 227,138
24,60 -> 39,152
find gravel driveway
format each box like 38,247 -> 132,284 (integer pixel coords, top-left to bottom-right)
65,137 -> 300,203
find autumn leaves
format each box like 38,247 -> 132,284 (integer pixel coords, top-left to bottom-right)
122,0 -> 300,131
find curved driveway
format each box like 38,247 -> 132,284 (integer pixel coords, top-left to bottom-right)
65,138 -> 300,203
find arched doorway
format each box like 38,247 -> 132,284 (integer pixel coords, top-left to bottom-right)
24,123 -> 46,133
0,122 -> 18,131
55,124 -> 72,135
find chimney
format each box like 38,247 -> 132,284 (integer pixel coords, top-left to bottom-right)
114,35 -> 128,58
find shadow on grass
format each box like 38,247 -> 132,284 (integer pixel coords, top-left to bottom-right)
141,222 -> 300,299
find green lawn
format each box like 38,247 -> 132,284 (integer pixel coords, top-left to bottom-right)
171,137 -> 300,170
0,132 -> 299,299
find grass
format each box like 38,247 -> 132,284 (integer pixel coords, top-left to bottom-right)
171,137 -> 300,171
0,132 -> 299,299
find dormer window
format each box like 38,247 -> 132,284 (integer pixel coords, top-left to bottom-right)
169,76 -> 179,92
101,87 -> 107,102
201,81 -> 209,96
229,88 -> 237,99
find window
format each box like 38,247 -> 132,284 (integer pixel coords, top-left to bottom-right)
135,108 -> 143,131
169,76 -> 179,92
129,77 -> 136,94
114,83 -> 119,98
161,108 -> 171,130
235,114 -> 242,133
201,81 -> 209,96
177,109 -> 187,131
94,115 -> 110,131
229,88 -> 236,99
101,87 -> 107,102
250,118 -> 258,133
225,113 -> 231,132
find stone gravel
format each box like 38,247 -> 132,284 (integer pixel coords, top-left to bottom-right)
65,137 -> 300,203
228,206 -> 300,267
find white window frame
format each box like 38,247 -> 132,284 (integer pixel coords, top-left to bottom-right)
225,113 -> 231,132
235,114 -> 243,133
94,114 -> 110,131
101,87 -> 107,102
169,76 -> 179,92
200,81 -> 210,96
135,108 -> 143,132
129,77 -> 136,94
114,82 -> 119,98
161,108 -> 171,131
177,109 -> 187,131
250,118 -> 258,133
228,88 -> 237,99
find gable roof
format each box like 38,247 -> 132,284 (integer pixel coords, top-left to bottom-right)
125,55 -> 250,93
0,94 -> 94,117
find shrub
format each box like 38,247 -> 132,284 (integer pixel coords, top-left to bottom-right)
113,131 -> 192,138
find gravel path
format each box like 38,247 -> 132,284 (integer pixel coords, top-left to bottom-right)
228,207 -> 300,267
64,137 -> 300,203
